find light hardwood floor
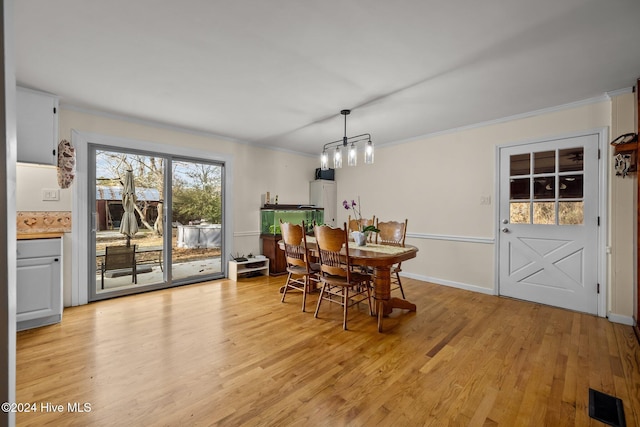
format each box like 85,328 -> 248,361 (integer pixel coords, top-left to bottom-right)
16,276 -> 640,426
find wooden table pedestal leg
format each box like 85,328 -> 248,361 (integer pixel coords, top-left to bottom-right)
374,266 -> 391,332
373,265 -> 417,332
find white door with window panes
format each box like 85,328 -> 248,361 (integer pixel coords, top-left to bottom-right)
498,134 -> 599,314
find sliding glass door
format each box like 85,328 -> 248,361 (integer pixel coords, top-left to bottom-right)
90,145 -> 225,300
171,159 -> 224,282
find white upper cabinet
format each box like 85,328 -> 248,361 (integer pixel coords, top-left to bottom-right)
17,87 -> 59,165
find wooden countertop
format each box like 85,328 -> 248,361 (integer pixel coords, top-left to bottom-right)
17,232 -> 64,240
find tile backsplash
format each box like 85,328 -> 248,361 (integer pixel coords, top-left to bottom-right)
17,211 -> 72,233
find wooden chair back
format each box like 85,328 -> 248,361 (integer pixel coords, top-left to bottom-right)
313,223 -> 352,280
280,220 -> 310,271
348,215 -> 375,233
105,244 -> 137,270
376,219 -> 408,246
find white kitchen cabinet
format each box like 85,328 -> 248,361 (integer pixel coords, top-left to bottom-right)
17,86 -> 59,165
17,238 -> 63,331
309,179 -> 337,226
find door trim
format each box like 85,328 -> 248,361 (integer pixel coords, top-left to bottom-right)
494,127 -> 608,317
71,129 -> 235,306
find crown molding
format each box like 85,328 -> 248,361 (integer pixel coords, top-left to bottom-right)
378,93 -> 616,149
606,87 -> 634,98
59,103 -> 317,158
62,89 -> 627,159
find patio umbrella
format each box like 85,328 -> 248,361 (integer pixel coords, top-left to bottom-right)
119,169 -> 138,247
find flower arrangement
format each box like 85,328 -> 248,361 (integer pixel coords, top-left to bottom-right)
342,197 -> 379,233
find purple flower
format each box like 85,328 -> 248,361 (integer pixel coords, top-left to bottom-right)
342,196 -> 377,234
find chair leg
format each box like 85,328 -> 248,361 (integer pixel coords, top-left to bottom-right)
281,272 -> 292,302
301,276 -> 307,312
101,269 -> 104,290
396,272 -> 405,299
365,282 -> 373,316
343,287 -> 349,330
314,283 -> 327,318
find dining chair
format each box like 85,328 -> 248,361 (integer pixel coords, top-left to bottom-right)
280,220 -> 320,312
313,223 -> 373,330
101,244 -> 137,289
375,219 -> 408,298
348,214 -> 376,243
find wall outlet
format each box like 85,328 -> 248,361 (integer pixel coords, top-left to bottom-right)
480,195 -> 491,205
42,188 -> 60,201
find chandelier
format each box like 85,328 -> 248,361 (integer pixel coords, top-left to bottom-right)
320,109 -> 374,170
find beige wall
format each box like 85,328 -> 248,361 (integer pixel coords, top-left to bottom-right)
609,92 -> 637,321
15,94 -> 637,322
336,96 -> 635,322
16,163 -> 72,211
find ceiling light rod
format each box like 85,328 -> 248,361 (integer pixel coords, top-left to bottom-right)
321,110 -> 371,149
320,109 -> 374,170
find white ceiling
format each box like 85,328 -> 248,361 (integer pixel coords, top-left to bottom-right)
15,0 -> 640,156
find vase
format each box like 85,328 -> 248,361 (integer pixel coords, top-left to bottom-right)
351,231 -> 368,246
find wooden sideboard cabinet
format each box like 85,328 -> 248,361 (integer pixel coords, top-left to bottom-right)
261,234 -> 287,276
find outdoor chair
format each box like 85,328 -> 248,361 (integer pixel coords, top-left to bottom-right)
100,244 -> 137,289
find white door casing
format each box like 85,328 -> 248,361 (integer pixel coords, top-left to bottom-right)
498,133 -> 601,315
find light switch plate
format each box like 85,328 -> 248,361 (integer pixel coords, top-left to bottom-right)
42,188 -> 60,201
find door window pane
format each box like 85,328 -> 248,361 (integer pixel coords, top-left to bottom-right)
559,148 -> 583,172
533,202 -> 555,224
510,153 -> 530,176
559,202 -> 584,225
533,176 -> 555,199
559,175 -> 583,199
510,178 -> 530,200
534,151 -> 555,174
505,145 -> 588,228
510,202 -> 530,224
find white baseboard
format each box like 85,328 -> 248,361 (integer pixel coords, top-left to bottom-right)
403,274 -> 636,324
607,312 -> 635,326
401,272 -> 496,296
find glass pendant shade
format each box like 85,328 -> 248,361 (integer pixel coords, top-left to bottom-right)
333,146 -> 342,169
320,150 -> 329,170
348,143 -> 357,166
364,140 -> 374,164
320,110 -> 373,170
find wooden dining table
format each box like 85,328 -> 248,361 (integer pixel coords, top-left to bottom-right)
279,237 -> 419,332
